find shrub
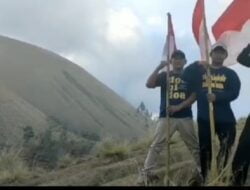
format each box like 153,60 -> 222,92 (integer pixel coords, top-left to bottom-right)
95,138 -> 130,162
0,148 -> 31,184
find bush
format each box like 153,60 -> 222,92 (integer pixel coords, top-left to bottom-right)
23,126 -> 95,169
0,148 -> 31,184
81,131 -> 101,142
95,138 -> 130,162
23,126 -> 35,144
57,153 -> 79,169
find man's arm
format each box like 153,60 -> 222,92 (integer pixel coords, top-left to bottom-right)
237,44 -> 250,67
167,61 -> 200,114
207,71 -> 241,103
146,60 -> 169,88
168,93 -> 196,114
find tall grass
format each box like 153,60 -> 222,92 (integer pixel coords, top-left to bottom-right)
129,127 -> 155,152
0,148 -> 31,184
94,138 -> 131,162
204,118 -> 245,186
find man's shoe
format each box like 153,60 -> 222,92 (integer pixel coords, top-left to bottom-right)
188,171 -> 204,186
136,170 -> 160,186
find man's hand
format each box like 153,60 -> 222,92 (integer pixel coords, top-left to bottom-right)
199,61 -> 210,69
156,60 -> 169,71
168,105 -> 182,115
146,60 -> 170,88
207,93 -> 216,102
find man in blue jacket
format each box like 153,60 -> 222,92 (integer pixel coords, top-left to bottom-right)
232,43 -> 250,186
182,43 -> 241,182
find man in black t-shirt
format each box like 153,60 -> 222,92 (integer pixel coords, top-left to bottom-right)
237,44 -> 250,67
232,43 -> 250,186
137,50 -> 201,185
182,43 -> 241,182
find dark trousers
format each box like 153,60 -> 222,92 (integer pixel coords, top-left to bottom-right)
197,118 -> 236,180
232,115 -> 250,186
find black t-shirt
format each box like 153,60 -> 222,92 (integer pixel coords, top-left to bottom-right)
182,62 -> 241,123
156,71 -> 192,118
237,44 -> 250,67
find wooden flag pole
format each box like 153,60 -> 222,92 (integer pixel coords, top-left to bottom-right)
202,11 -> 218,183
164,12 -> 171,187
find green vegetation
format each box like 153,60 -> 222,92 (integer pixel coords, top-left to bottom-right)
0,117 -> 246,186
95,138 -> 131,162
0,148 -> 31,184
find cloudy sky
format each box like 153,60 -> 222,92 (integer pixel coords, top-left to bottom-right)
0,0 -> 249,119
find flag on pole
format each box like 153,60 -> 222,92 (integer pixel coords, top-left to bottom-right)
212,0 -> 250,66
192,0 -> 211,61
161,13 -> 177,62
192,0 -> 218,182
162,13 -> 176,186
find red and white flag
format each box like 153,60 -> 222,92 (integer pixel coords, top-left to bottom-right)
192,0 -> 211,61
212,0 -> 250,66
161,13 -> 177,62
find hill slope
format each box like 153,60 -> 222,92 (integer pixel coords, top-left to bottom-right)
0,35 -> 148,140
0,82 -> 49,146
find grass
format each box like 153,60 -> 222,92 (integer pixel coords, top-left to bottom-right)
56,153 -> 80,169
129,127 -> 155,152
0,117 -> 246,186
0,148 -> 31,184
94,138 -> 131,162
203,118 -> 246,186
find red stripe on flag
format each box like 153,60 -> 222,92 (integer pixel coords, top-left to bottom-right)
167,13 -> 175,39
212,0 -> 250,66
167,13 -> 177,60
212,0 -> 250,40
192,0 -> 211,61
162,13 -> 177,62
192,0 -> 204,44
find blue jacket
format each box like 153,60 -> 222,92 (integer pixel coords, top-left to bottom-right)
182,62 -> 241,123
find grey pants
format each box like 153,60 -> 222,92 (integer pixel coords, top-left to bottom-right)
143,117 -> 200,172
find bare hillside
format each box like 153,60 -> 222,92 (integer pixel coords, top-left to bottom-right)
0,82 -> 49,146
0,35 -> 149,140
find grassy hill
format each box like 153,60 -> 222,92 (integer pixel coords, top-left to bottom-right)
0,35 -> 149,142
0,35 -> 154,181
0,117 -> 247,186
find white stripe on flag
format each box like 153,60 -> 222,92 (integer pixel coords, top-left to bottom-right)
198,18 -> 211,61
216,20 -> 250,66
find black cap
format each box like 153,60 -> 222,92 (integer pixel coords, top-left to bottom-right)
171,50 -> 186,59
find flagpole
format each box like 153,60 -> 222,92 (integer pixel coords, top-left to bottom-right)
164,12 -> 171,187
202,10 -> 218,183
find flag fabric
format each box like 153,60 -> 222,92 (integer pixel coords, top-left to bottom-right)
161,13 -> 177,62
212,0 -> 250,66
192,0 -> 211,61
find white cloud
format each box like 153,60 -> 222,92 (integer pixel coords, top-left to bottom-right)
64,53 -> 91,68
106,8 -> 140,44
146,16 -> 162,26
0,0 -> 248,119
